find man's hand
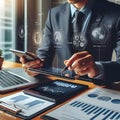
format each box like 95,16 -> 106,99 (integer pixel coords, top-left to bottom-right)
64,51 -> 99,78
20,52 -> 45,76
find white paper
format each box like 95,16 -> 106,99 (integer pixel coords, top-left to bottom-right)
0,92 -> 54,117
45,87 -> 120,120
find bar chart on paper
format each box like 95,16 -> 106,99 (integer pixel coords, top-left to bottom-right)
44,87 -> 120,120
68,100 -> 120,120
0,92 -> 54,118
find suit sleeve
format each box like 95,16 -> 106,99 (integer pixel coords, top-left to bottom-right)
93,16 -> 120,85
36,9 -> 55,66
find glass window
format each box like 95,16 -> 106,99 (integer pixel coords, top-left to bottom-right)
0,0 -> 16,61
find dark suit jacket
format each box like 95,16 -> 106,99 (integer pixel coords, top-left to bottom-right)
37,0 -> 120,85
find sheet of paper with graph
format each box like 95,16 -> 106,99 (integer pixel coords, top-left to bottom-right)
0,92 -> 54,119
41,87 -> 120,120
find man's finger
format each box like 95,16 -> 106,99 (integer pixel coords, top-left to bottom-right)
71,54 -> 93,69
65,51 -> 89,66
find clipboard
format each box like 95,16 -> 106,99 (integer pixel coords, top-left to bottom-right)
0,92 -> 55,119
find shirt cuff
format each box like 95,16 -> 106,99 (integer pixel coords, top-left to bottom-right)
94,62 -> 104,80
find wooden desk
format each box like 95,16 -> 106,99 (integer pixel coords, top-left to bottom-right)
0,61 -> 99,120
2,61 -> 22,68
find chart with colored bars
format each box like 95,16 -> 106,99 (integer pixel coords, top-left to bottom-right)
45,87 -> 120,120
0,92 -> 54,117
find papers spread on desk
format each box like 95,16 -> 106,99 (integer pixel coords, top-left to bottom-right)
41,87 -> 120,120
0,80 -> 88,119
0,92 -> 54,119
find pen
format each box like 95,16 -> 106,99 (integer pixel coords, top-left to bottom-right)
61,66 -> 68,75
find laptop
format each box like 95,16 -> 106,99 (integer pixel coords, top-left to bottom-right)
0,68 -> 50,94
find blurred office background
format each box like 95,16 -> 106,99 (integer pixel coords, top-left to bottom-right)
0,0 -> 119,62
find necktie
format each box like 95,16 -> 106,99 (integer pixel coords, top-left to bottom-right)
73,10 -> 85,33
72,10 -> 87,51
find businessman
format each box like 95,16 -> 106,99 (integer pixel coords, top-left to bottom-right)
20,0 -> 120,85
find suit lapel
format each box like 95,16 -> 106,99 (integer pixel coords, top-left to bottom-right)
59,3 -> 74,58
61,4 -> 71,42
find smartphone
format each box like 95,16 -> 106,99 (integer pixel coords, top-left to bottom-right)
10,49 -> 38,61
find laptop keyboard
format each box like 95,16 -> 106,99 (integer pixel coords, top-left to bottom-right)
0,70 -> 29,88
